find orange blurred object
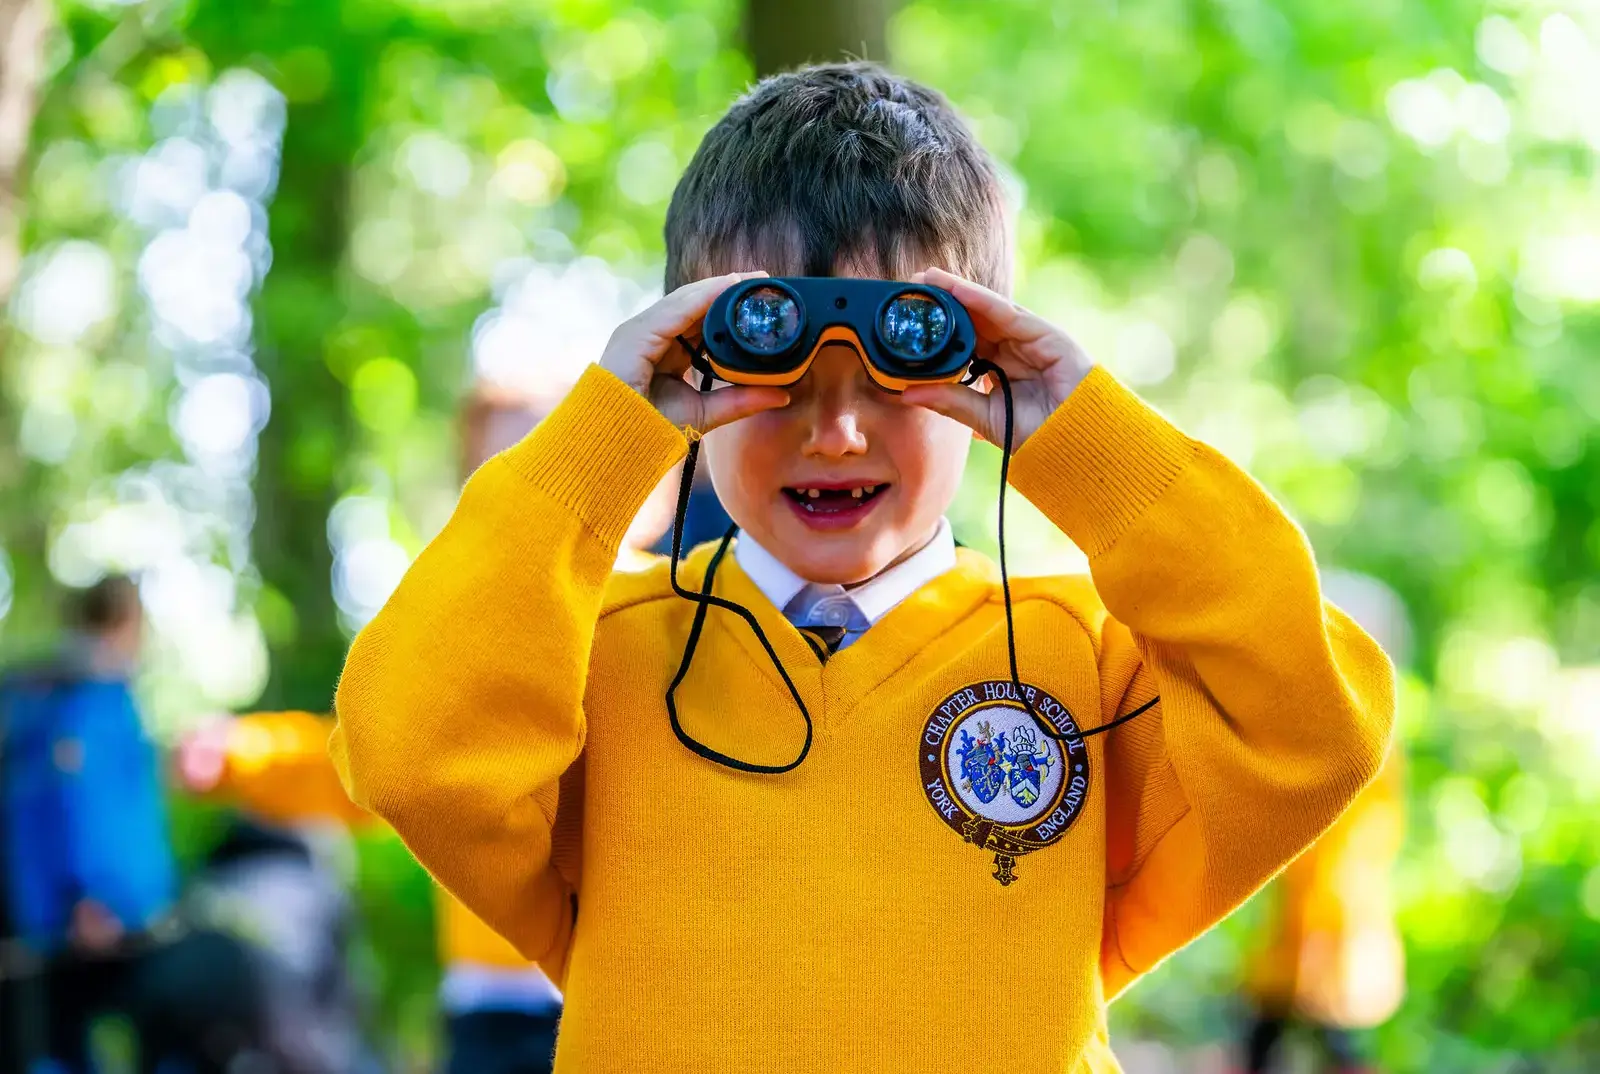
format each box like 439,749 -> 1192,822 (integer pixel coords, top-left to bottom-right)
1245,749 -> 1407,1028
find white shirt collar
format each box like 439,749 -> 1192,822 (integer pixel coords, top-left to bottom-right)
733,518 -> 957,627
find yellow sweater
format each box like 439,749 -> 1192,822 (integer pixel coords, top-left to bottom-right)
331,365 -> 1394,1072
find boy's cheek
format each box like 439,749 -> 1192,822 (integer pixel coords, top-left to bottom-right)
702,426 -> 778,525
892,410 -> 973,496
702,420 -> 756,470
704,406 -> 804,466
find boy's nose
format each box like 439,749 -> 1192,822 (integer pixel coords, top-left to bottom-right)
803,406 -> 868,459
800,345 -> 870,459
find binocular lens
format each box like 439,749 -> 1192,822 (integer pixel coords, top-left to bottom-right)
731,286 -> 802,355
878,293 -> 951,362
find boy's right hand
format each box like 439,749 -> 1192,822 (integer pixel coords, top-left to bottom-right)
600,271 -> 791,434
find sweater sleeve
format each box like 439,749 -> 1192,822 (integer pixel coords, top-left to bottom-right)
1007,367 -> 1395,999
330,365 -> 687,961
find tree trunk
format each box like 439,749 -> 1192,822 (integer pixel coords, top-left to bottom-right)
184,0 -> 370,711
0,0 -> 50,305
247,97 -> 359,712
0,0 -> 53,636
745,0 -> 889,77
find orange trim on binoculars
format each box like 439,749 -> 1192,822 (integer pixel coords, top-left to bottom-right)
860,360 -> 967,394
707,325 -> 968,393
706,352 -> 816,387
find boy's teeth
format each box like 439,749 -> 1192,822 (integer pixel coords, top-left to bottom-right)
789,484 -> 883,506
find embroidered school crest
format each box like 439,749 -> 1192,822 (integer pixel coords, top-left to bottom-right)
919,680 -> 1090,886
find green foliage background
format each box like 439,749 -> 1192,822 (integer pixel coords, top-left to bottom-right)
1,0 -> 1596,1070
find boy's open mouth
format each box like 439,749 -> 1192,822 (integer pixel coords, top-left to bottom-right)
781,483 -> 889,529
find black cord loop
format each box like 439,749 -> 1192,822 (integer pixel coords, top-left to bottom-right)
661,339 -> 1155,776
966,358 -> 1159,743
663,342 -> 813,774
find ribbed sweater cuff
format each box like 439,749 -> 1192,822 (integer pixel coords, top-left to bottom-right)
500,364 -> 688,547
1008,366 -> 1197,557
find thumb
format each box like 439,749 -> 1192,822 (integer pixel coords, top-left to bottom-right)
899,384 -> 993,441
693,385 -> 791,433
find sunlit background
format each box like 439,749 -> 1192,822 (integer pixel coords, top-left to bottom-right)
1,0 -> 1596,1070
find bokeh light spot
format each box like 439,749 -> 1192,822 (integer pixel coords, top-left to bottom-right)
351,357 -> 420,433
13,241 -> 118,346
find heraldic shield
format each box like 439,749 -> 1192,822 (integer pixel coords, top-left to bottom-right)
1004,725 -> 1052,808
956,721 -> 1007,804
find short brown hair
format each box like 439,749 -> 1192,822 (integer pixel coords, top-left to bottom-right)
665,62 -> 1009,293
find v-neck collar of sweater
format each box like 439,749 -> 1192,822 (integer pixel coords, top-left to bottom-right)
682,540 -> 999,714
731,518 -> 958,628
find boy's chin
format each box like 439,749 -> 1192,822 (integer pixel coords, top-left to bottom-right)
760,530 -> 904,587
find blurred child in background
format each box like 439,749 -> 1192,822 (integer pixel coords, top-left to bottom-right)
180,372 -> 685,1074
2,579 -> 298,1074
0,576 -> 179,1073
1236,572 -> 1410,1074
170,811 -> 378,1074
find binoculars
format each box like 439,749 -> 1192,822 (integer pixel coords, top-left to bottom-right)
698,277 -> 977,393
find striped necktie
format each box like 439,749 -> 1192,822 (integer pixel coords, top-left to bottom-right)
784,583 -> 870,658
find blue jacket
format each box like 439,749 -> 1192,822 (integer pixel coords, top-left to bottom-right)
1,659 -> 176,949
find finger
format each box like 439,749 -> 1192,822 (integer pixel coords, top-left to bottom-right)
620,271 -> 764,361
694,385 -> 790,433
898,383 -> 993,440
655,270 -> 766,375
646,273 -> 740,337
922,267 -> 1054,347
656,332 -> 700,378
659,270 -> 766,325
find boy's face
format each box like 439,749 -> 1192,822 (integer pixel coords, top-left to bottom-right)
703,268 -> 973,585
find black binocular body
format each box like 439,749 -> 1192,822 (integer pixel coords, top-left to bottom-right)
698,277 -> 977,392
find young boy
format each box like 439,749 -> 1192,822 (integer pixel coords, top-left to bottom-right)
330,63 -> 1394,1071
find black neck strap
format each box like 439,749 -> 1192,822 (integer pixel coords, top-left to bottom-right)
661,342 -> 1156,776
663,358 -> 813,774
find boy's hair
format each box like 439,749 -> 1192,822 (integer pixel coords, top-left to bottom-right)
666,62 -> 1010,293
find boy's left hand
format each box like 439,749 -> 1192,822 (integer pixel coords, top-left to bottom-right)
898,266 -> 1095,450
